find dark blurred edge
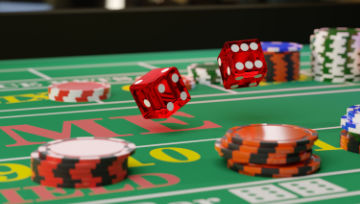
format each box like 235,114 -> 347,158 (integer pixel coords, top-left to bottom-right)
0,2 -> 359,59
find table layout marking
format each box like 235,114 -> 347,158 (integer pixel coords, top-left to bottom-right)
72,168 -> 360,204
0,83 -> 358,114
0,88 -> 358,119
0,125 -> 341,163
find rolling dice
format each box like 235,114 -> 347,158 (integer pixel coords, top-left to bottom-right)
130,67 -> 191,119
218,39 -> 267,89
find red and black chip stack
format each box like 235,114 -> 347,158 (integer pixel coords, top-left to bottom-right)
30,137 -> 136,188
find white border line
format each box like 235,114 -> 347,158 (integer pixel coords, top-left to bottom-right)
137,62 -> 157,69
0,88 -> 359,119
191,83 -> 360,99
0,84 -> 358,114
0,69 -> 189,84
0,126 -> 340,163
273,191 -> 360,204
27,68 -> 52,80
204,83 -> 238,94
0,100 -> 134,113
73,168 -> 360,204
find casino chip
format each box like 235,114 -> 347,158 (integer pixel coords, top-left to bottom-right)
227,154 -> 321,178
31,137 -> 136,188
340,105 -> 360,154
261,41 -> 302,82
220,136 -> 314,154
340,130 -> 360,153
181,75 -> 196,91
261,41 -> 302,52
48,81 -> 111,102
215,124 -> 320,178
340,105 -> 360,134
310,27 -> 360,83
187,62 -> 222,85
224,124 -> 318,147
215,139 -> 313,165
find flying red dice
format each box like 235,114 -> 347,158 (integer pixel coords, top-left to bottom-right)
218,39 -> 267,89
130,67 -> 191,119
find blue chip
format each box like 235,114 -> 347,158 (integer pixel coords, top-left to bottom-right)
341,116 -> 360,134
341,115 -> 359,124
345,105 -> 360,123
261,41 -> 302,52
347,105 -> 360,113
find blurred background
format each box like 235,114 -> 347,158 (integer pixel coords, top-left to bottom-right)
0,0 -> 359,59
1,0 -> 360,12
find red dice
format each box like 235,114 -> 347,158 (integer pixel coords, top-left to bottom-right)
130,67 -> 191,119
218,39 -> 267,89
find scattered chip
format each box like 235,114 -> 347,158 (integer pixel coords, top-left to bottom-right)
187,62 -> 222,85
181,75 -> 196,90
48,81 -> 111,102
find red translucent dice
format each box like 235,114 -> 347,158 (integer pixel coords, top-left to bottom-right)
130,67 -> 191,119
218,39 -> 267,89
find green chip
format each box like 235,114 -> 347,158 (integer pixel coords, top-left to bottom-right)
187,62 -> 223,85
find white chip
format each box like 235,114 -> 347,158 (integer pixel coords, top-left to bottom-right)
218,58 -> 222,66
37,137 -> 136,160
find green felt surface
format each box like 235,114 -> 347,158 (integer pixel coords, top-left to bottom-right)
0,46 -> 360,204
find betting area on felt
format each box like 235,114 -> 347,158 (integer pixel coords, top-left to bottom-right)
0,46 -> 360,204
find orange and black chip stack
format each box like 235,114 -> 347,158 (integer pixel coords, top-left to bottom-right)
215,124 -> 320,178
261,42 -> 302,82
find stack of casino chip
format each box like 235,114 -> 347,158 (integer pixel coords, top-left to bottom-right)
181,75 -> 196,90
310,27 -> 360,83
187,62 -> 222,85
215,124 -> 320,178
261,41 -> 302,82
48,81 -> 111,102
30,137 -> 136,188
340,105 -> 360,153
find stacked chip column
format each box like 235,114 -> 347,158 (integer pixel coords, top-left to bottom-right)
310,27 -> 360,83
261,42 -> 302,82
